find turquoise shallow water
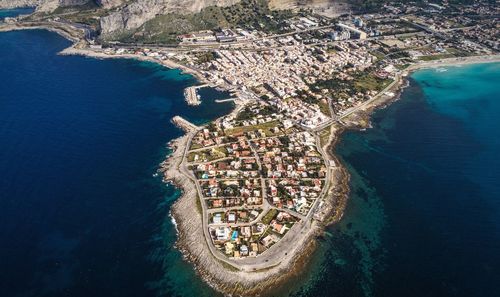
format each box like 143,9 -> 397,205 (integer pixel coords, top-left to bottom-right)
284,62 -> 500,297
2,7 -> 500,296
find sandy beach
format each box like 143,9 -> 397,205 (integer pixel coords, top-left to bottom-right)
407,55 -> 500,70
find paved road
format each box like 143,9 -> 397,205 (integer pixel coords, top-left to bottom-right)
179,128 -> 332,271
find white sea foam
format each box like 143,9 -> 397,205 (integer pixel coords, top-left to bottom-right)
169,211 -> 179,235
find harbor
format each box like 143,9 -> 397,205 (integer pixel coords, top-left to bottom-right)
183,84 -> 207,106
171,115 -> 199,133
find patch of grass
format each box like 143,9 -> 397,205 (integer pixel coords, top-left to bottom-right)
312,68 -> 390,100
196,195 -> 202,215
261,209 -> 278,225
188,146 -> 228,162
418,53 -> 455,61
51,1 -> 99,15
354,73 -> 391,92
444,47 -> 472,57
319,127 -> 332,148
190,143 -> 203,150
318,100 -> 331,117
225,121 -> 280,137
418,47 -> 472,61
370,50 -> 385,60
395,63 -> 410,70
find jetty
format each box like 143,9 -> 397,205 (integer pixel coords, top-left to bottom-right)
171,116 -> 199,133
183,84 -> 207,106
214,98 -> 236,103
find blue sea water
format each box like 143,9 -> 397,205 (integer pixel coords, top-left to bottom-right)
0,7 -> 34,20
2,8 -> 500,297
285,63 -> 500,297
0,28 -> 231,297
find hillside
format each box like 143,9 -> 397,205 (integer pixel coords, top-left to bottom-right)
2,0 -> 394,42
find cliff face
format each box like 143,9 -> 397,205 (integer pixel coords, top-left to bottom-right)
58,0 -> 92,6
95,0 -> 123,9
1,0 -> 344,39
99,0 -> 241,36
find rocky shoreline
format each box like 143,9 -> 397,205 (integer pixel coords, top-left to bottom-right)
2,19 -> 500,296
159,133 -> 328,296
155,66 -> 413,296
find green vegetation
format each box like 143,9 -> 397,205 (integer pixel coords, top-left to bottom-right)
295,90 -> 330,116
418,47 -> 471,61
261,209 -> 278,225
353,72 -> 392,93
236,105 -> 277,121
225,121 -> 280,137
194,51 -> 217,64
370,50 -> 386,61
348,0 -> 387,12
196,195 -> 203,215
187,147 -> 228,162
37,1 -> 105,28
276,185 -> 292,199
319,127 -> 332,148
52,1 -> 98,15
312,69 -> 391,102
118,0 -> 295,44
395,63 -> 411,71
190,143 -> 203,150
318,100 -> 331,116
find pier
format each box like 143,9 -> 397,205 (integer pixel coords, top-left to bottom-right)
171,116 -> 199,133
183,84 -> 208,106
214,98 -> 237,103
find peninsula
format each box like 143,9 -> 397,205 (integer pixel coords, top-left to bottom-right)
1,0 -> 498,295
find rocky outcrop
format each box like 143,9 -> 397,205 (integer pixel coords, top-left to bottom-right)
99,0 -> 240,36
58,0 -> 91,7
95,0 -> 123,9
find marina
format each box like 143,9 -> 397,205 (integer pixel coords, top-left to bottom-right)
183,84 -> 207,105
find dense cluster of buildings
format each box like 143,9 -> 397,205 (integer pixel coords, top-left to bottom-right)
185,102 -> 329,258
92,0 -> 497,123
167,1 -> 498,260
194,42 -> 373,121
85,3 -> 498,260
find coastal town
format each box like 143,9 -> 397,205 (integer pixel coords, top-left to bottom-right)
186,101 -> 332,258
157,0 -> 499,269
1,0 -> 498,295
34,0 -> 495,121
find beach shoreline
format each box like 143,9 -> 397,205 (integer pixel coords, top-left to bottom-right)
2,20 -> 500,296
